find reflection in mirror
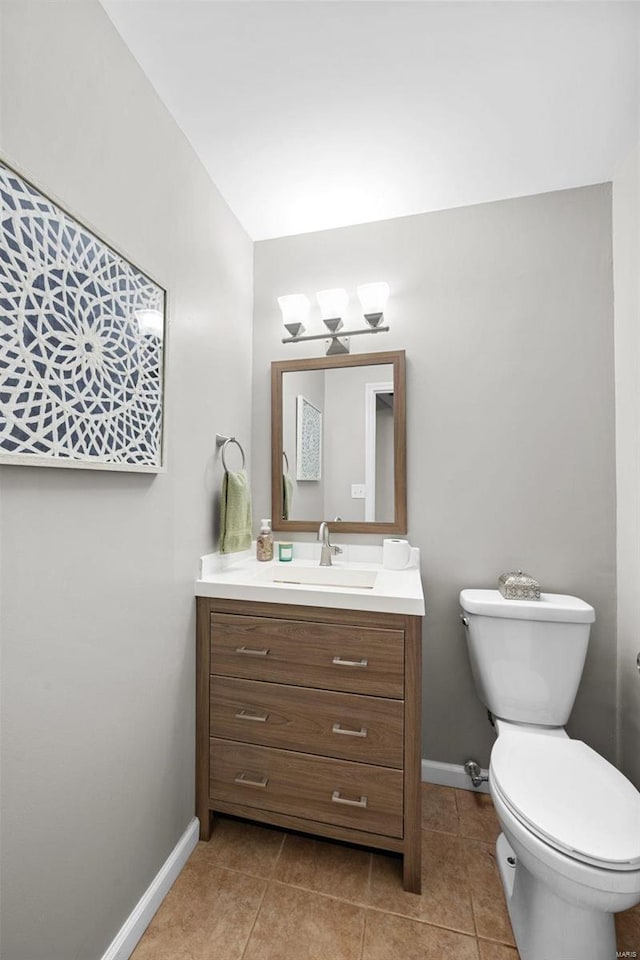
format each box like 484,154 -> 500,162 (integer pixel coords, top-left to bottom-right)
282,364 -> 394,522
272,351 -> 406,534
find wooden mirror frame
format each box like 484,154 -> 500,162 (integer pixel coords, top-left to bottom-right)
271,349 -> 407,534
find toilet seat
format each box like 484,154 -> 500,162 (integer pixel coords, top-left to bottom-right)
491,735 -> 640,870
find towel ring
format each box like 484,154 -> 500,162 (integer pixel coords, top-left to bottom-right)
283,450 -> 289,472
219,437 -> 246,472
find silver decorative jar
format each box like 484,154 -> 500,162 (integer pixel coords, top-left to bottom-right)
498,570 -> 541,601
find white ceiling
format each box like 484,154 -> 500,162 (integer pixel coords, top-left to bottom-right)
102,1 -> 639,240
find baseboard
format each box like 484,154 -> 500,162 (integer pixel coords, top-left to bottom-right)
422,759 -> 490,794
101,817 -> 199,960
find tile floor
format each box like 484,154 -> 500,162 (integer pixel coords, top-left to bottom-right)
131,783 -> 640,960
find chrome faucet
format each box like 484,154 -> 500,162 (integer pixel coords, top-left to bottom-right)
318,521 -> 343,566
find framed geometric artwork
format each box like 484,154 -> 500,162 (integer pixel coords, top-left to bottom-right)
296,395 -> 322,481
0,157 -> 167,472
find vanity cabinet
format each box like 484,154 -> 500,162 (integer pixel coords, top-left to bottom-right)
196,597 -> 422,892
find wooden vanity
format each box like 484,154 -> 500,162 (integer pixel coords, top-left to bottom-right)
196,596 -> 423,892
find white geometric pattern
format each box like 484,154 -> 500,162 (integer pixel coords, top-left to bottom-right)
0,160 -> 165,468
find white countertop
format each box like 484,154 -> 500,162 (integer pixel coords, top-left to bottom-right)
195,542 -> 425,616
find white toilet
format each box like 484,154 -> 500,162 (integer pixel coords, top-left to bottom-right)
460,588 -> 640,960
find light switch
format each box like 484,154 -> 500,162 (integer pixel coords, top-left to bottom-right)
351,484 -> 366,499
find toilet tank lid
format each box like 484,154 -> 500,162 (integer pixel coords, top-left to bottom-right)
459,589 -> 595,623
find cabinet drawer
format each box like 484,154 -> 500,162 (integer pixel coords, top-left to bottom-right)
210,676 -> 404,768
210,613 -> 404,698
210,738 -> 403,838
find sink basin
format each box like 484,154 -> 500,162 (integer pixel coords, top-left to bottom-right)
259,565 -> 378,590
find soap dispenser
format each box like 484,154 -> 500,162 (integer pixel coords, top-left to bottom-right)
256,518 -> 274,562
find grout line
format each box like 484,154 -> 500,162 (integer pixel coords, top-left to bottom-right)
220,830 -> 287,960
420,824 -> 460,837
478,935 -> 520,952
452,785 -> 463,837
196,861 -> 280,883
467,887 -> 480,940
359,909 -> 368,960
239,879 -> 270,960
459,815 -> 480,941
270,831 -> 287,876
265,879 -> 477,937
360,906 -> 477,938
267,877 -> 369,909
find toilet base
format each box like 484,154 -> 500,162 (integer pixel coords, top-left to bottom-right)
496,833 -> 617,960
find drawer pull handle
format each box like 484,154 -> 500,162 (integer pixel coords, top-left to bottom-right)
332,656 -> 368,668
331,790 -> 368,808
235,709 -> 269,723
235,646 -> 270,657
332,723 -> 368,738
234,772 -> 269,788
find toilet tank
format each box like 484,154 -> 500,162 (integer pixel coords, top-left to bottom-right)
459,589 -> 595,726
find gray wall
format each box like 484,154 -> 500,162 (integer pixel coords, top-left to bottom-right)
0,3 -> 253,959
253,184 -> 617,769
324,368 -> 366,523
613,142 -> 640,790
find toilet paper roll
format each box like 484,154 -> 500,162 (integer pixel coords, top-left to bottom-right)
383,538 -> 411,570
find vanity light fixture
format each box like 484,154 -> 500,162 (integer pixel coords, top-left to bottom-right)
278,294 -> 310,338
280,282 -> 390,355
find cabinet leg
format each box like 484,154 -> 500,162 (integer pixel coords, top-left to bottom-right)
198,808 -> 212,841
403,845 -> 421,894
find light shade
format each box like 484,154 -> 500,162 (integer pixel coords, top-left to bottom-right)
135,309 -> 164,338
316,288 -> 348,322
278,294 -> 310,325
278,294 -> 310,337
357,282 -> 390,318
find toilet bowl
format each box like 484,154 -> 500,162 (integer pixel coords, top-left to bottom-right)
459,589 -> 640,960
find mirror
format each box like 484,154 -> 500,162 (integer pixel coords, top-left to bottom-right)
271,350 -> 406,534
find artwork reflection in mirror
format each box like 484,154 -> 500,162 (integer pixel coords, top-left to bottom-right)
281,364 -> 394,523
296,396 -> 322,480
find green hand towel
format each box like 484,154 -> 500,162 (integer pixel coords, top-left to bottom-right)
220,469 -> 252,554
282,471 -> 294,521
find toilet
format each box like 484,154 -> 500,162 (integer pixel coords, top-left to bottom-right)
460,588 -> 640,960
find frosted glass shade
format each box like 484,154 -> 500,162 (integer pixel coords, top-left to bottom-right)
135,309 -> 164,338
278,294 -> 310,325
278,293 -> 310,337
357,282 -> 390,317
316,288 -> 348,321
